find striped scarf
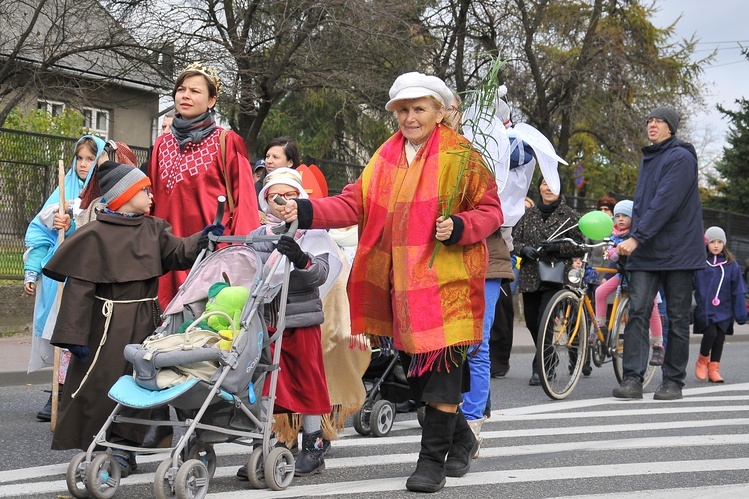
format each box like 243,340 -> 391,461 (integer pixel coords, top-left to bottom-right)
348,124 -> 491,375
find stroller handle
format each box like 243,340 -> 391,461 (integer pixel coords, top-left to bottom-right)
213,195 -> 227,226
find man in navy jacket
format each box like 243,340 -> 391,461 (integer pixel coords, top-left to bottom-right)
613,107 -> 705,401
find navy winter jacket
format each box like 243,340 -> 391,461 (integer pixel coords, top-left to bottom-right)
627,136 -> 705,271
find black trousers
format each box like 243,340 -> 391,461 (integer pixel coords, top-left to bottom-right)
522,287 -> 561,374
489,280 -> 514,373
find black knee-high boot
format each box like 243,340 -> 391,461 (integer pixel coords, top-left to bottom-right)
405,405 -> 457,493
444,407 -> 478,477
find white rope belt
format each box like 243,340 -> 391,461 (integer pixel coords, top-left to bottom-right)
71,295 -> 158,399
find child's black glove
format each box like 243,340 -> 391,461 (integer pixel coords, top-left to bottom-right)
277,235 -> 309,268
198,223 -> 225,251
63,344 -> 90,363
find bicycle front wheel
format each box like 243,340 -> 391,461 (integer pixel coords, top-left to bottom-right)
537,290 -> 588,400
611,297 -> 657,388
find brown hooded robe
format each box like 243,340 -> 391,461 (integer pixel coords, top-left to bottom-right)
43,212 -> 201,451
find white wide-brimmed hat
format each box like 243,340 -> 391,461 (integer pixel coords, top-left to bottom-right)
385,72 -> 453,111
258,167 -> 309,213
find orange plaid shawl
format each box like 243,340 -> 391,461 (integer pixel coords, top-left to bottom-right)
348,124 -> 492,372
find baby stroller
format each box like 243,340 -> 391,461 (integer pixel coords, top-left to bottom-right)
65,199 -> 298,499
352,348 -> 415,437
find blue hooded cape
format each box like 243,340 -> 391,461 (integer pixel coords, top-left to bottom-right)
24,135 -> 106,339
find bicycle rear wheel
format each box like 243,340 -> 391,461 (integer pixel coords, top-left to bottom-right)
611,297 -> 657,388
537,290 -> 588,400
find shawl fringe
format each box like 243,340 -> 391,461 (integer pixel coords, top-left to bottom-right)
408,345 -> 470,377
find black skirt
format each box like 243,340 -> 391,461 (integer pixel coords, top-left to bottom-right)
399,350 -> 470,405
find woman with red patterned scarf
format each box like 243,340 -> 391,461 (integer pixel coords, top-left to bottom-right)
148,62 -> 260,309
279,72 -> 502,493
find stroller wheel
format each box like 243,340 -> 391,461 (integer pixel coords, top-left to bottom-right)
370,400 -> 395,437
154,458 -> 180,499
85,453 -> 121,499
187,442 -> 217,480
65,452 -> 91,499
265,447 -> 295,491
175,459 -> 209,499
353,400 -> 373,436
417,406 -> 426,428
246,446 -> 266,489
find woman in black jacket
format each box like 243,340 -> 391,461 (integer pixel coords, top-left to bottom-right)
513,179 -> 584,385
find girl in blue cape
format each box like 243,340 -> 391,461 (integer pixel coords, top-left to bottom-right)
24,135 -> 106,420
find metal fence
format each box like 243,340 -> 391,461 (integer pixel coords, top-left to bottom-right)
2,129 -> 747,279
0,128 -> 149,279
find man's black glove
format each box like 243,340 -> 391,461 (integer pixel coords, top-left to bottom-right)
198,223 -> 225,251
63,344 -> 90,363
541,241 -> 562,254
277,235 -> 310,268
519,245 -> 539,261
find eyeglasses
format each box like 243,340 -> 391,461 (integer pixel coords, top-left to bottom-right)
266,191 -> 299,202
447,106 -> 461,114
142,186 -> 152,195
647,118 -> 665,125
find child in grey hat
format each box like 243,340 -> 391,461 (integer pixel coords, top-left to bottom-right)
692,226 -> 748,383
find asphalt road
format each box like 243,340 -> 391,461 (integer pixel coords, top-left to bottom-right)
2,340 -> 749,498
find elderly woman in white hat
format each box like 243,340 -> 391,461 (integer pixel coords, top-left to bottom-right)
277,72 -> 502,492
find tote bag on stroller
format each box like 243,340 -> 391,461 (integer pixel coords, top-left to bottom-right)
126,312 -> 233,390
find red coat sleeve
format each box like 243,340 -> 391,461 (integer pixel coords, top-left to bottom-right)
456,186 -> 503,245
307,181 -> 362,229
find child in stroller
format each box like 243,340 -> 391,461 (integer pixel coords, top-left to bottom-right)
238,167 -> 341,477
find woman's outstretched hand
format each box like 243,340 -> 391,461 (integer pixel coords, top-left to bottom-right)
281,199 -> 299,222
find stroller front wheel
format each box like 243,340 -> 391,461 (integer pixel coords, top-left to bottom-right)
175,459 -> 209,499
154,458 -> 180,499
370,400 -> 395,437
246,446 -> 266,489
85,453 -> 121,499
187,442 -> 217,480
265,447 -> 295,491
353,400 -> 373,436
65,452 -> 91,499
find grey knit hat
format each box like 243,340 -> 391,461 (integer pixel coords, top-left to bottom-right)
704,226 -> 727,245
97,161 -> 151,210
646,107 -> 680,135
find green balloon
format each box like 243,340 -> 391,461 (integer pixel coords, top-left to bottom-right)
579,210 -> 614,240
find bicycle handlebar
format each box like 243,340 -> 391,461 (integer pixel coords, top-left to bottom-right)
538,237 -> 611,251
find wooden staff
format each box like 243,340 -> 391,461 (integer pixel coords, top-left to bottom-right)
50,159 -> 65,432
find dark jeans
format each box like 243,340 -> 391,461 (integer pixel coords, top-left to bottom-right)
622,270 -> 693,386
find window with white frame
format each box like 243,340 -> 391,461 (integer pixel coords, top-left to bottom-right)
37,100 -> 65,117
82,108 -> 109,139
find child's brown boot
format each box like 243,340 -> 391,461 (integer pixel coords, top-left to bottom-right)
695,354 -> 709,381
708,362 -> 724,383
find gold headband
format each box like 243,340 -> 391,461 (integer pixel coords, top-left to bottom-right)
180,62 -> 223,95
